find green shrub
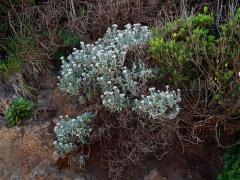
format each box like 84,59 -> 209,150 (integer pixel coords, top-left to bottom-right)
149,6 -> 240,113
217,145 -> 240,180
6,97 -> 34,127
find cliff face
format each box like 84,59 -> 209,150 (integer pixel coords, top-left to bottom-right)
0,73 -> 90,179
0,73 -> 222,180
0,122 -> 220,180
0,123 -> 51,179
0,122 -> 92,179
0,80 -> 11,117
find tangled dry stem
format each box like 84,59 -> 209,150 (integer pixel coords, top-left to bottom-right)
67,0 -> 161,39
87,106 -> 178,177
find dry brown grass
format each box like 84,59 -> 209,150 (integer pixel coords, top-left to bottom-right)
65,0 -> 161,40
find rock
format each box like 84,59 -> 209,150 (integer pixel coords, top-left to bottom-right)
0,96 -> 11,115
29,160 -> 89,179
182,174 -> 193,180
0,123 -> 51,179
0,127 -> 21,179
53,153 -> 59,162
10,172 -> 21,180
37,73 -> 58,89
0,79 -> 14,127
0,114 -> 6,127
51,89 -> 86,117
0,122 -> 94,179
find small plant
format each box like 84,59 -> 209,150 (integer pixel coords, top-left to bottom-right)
54,112 -> 94,156
133,86 -> 181,120
6,97 -> 34,127
217,145 -> 240,180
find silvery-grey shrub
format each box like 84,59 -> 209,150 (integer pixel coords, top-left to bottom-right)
54,112 -> 93,156
133,86 -> 181,119
55,24 -> 181,157
58,23 -> 151,99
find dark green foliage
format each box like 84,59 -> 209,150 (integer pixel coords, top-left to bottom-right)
58,30 -> 81,47
217,145 -> 240,180
149,7 -> 214,86
54,30 -> 81,60
149,6 -> 240,112
6,98 -> 34,127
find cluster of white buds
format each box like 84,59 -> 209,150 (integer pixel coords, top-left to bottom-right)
101,86 -> 128,112
133,86 -> 181,119
53,112 -> 93,156
58,23 -> 151,110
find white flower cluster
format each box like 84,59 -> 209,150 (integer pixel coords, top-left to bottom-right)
101,86 -> 128,112
58,23 -> 151,111
117,63 -> 152,96
133,86 -> 181,120
53,112 -> 93,156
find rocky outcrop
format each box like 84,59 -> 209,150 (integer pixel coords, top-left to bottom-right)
0,122 -> 92,180
0,79 -> 11,115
